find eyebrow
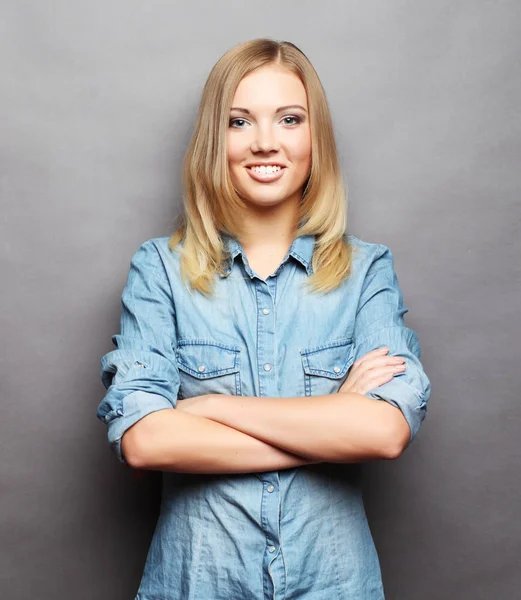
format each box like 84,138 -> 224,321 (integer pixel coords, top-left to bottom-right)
230,104 -> 308,114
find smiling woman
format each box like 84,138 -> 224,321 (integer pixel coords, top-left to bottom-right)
168,37 -> 352,296
96,38 -> 431,600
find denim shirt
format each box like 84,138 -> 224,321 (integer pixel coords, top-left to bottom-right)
97,232 -> 430,600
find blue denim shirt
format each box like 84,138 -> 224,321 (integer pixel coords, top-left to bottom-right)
97,232 -> 430,600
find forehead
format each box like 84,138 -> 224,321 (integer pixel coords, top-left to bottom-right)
232,64 -> 308,109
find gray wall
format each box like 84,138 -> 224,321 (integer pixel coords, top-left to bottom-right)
1,1 -> 519,598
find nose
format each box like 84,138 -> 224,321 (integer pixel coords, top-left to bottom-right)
251,121 -> 280,153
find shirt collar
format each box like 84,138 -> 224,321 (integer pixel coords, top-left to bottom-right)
219,232 -> 315,277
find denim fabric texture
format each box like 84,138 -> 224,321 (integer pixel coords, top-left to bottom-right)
97,232 -> 431,600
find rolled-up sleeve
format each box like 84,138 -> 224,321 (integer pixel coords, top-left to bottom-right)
96,240 -> 181,464
353,244 -> 431,447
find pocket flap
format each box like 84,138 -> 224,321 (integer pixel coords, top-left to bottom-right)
301,338 -> 354,379
176,340 -> 240,378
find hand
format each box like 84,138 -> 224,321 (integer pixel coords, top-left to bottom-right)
175,394 -> 213,417
338,347 -> 406,395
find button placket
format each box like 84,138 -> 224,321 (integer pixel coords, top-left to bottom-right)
256,281 -> 276,398
256,276 -> 283,596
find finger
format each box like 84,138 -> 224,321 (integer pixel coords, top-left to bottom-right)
369,356 -> 406,370
363,365 -> 406,386
359,347 -> 389,360
353,347 -> 389,367
353,373 -> 395,395
373,363 -> 407,376
346,359 -> 382,385
340,353 -> 403,394
354,355 -> 405,372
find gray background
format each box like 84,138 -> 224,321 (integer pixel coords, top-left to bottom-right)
1,1 -> 519,598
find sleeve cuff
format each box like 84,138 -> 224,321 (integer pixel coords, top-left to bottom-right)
106,391 -> 174,464
365,378 -> 428,447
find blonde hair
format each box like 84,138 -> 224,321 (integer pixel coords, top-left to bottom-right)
169,37 -> 354,295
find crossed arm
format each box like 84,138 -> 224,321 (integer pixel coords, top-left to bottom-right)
122,391 -> 410,472
108,240 -> 423,474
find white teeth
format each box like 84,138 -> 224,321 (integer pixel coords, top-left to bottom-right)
250,165 -> 281,174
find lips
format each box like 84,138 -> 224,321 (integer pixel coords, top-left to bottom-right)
245,162 -> 287,169
245,165 -> 286,183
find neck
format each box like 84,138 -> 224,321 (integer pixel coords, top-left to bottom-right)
237,195 -> 300,251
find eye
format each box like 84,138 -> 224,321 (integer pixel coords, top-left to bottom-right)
282,115 -> 302,126
229,118 -> 248,128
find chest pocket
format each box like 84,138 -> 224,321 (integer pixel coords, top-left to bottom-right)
300,338 -> 355,397
176,340 -> 242,400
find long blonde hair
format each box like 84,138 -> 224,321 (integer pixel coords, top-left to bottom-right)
169,38 -> 354,295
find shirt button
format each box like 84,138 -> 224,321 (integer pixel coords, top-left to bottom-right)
262,308 -> 270,315
263,363 -> 272,372
333,366 -> 341,373
198,365 -> 206,372
267,484 -> 275,493
268,545 -> 276,553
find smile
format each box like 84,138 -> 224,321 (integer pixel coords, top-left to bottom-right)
246,165 -> 286,183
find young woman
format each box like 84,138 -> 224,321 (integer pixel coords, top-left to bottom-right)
97,38 -> 431,600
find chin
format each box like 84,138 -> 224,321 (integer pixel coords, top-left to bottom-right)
241,191 -> 292,207
235,184 -> 297,205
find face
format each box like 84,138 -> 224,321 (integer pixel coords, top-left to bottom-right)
226,64 -> 312,210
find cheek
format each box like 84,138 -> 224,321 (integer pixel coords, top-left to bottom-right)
226,139 -> 245,187
289,130 -> 312,168
226,135 -> 245,166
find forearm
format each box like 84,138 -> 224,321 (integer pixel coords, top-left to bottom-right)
198,392 -> 407,463
122,408 -> 321,473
